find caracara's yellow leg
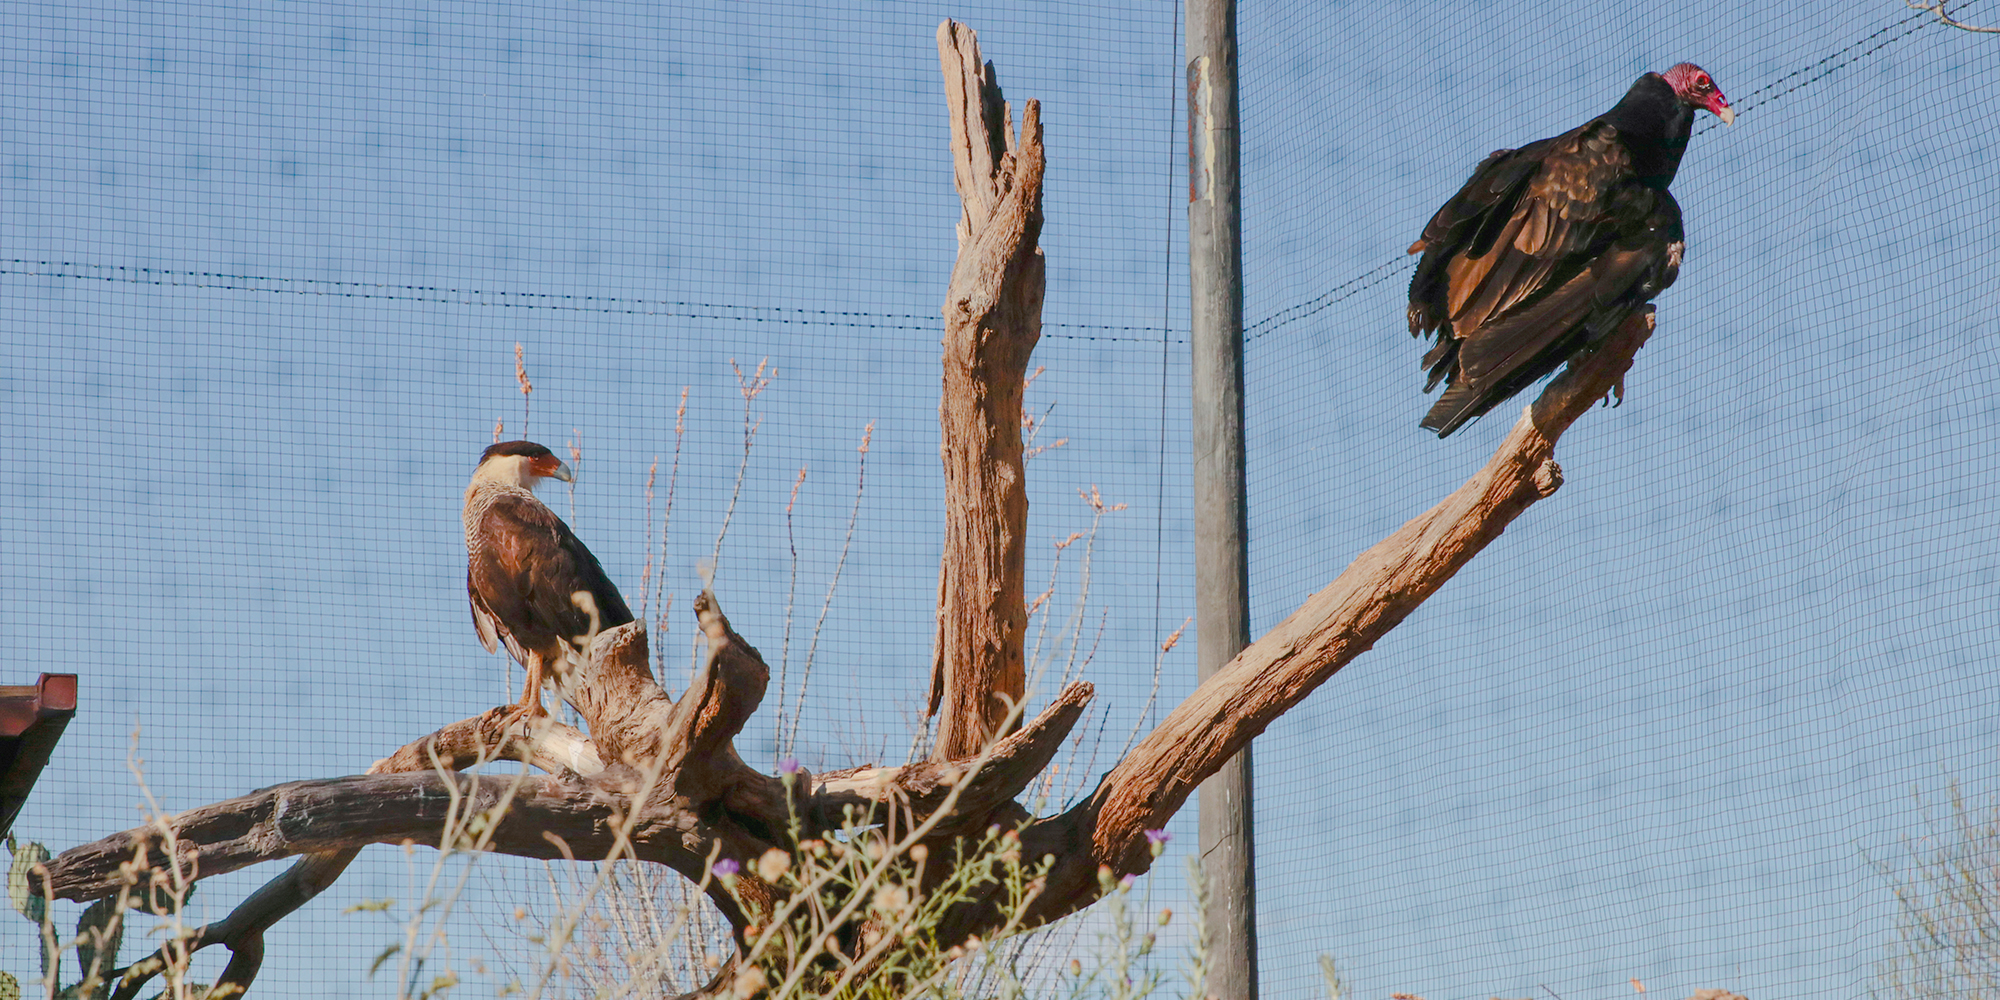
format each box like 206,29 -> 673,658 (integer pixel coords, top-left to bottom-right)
499,657 -> 552,735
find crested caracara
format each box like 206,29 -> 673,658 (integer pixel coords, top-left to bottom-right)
463,440 -> 634,722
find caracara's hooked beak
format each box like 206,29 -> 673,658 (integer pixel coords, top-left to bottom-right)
545,460 -> 575,484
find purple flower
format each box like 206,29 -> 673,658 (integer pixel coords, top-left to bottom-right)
712,858 -> 741,878
1144,829 -> 1171,846
1119,873 -> 1137,890
779,757 -> 800,775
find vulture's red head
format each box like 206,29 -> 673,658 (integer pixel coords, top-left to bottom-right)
1663,62 -> 1734,125
475,440 -> 574,490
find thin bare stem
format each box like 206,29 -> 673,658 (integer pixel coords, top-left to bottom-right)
787,422 -> 870,756
1025,535 -> 1074,680
641,456 -> 660,621
1021,390 -> 1066,463
1060,488 -> 1124,691
655,387 -> 690,680
777,464 -> 807,752
755,687 -> 1037,999
392,732 -> 541,999
516,343 -> 533,435
106,727 -> 204,1000
527,741 -> 684,1000
567,430 -> 582,527
1117,618 -> 1189,764
711,359 -> 773,576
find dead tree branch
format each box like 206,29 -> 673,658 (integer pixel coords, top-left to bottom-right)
928,19 -> 1047,759
102,704 -> 609,1000
991,309 -> 1658,932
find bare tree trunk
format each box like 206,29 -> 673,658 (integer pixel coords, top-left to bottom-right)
927,20 -> 1045,760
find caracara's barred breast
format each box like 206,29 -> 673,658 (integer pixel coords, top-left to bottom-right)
463,480 -> 534,554
463,480 -> 632,666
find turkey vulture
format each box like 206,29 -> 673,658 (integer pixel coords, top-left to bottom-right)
463,440 -> 634,723
1407,63 -> 1733,437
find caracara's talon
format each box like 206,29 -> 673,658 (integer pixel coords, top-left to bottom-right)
492,699 -> 551,744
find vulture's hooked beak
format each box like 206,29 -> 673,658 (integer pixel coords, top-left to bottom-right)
1713,101 -> 1736,126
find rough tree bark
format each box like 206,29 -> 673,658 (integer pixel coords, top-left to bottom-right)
928,20 -> 1044,760
33,20 -> 1657,998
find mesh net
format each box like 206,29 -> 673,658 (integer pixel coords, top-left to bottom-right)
3,0 -> 1997,996
1240,2 -> 2000,997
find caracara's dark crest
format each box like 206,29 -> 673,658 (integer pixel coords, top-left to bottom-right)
464,439 -> 633,724
1405,62 -> 1733,437
480,440 -> 558,464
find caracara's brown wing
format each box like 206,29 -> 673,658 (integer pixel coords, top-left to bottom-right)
468,494 -> 634,663
1407,119 -> 1681,436
468,568 -> 504,655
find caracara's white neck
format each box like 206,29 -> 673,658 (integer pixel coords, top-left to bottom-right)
464,458 -> 547,550
468,455 -> 542,493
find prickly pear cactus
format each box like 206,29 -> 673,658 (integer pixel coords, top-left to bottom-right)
5,839 -> 205,999
134,876 -> 194,917
73,897 -> 123,994
7,840 -> 50,925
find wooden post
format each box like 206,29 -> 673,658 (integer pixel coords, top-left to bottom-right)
1187,0 -> 1258,994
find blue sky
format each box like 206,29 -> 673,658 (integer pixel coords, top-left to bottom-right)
3,1 -> 1998,997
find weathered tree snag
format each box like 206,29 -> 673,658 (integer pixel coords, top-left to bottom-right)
44,306 -> 1653,983
928,19 -> 1046,760
810,680 -> 1094,841
562,616 -> 671,766
48,678 -> 1099,905
33,22 -> 1661,994
370,710 -> 605,776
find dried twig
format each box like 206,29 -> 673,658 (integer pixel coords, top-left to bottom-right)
787,423 -> 871,756
1907,0 -> 2000,32
710,359 -> 772,574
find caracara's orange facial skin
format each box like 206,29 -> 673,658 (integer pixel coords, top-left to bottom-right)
532,456 -> 563,478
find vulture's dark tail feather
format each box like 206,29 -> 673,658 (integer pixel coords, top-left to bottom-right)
1420,381 -> 1491,438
